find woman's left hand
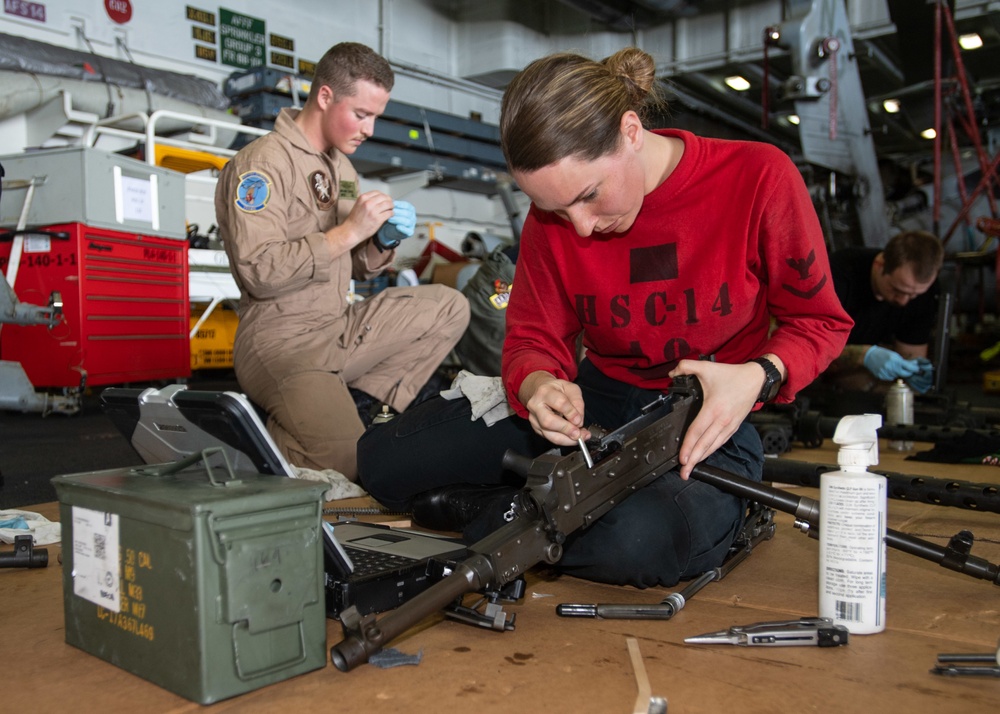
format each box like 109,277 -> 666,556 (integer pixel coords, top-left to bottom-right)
667,360 -> 773,479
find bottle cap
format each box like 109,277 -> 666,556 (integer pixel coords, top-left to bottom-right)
833,413 -> 882,469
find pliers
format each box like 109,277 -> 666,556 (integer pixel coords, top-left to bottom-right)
685,617 -> 850,647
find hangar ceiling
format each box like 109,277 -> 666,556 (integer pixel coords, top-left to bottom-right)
548,0 -> 1000,170
445,0 -> 999,245
453,1 -> 998,201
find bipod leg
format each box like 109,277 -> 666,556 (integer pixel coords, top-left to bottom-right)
554,504 -> 775,620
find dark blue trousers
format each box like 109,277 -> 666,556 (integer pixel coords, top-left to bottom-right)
358,360 -> 763,588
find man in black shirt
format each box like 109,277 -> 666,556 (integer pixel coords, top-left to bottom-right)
824,230 -> 943,393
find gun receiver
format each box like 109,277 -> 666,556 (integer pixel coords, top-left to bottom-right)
330,376 -> 703,671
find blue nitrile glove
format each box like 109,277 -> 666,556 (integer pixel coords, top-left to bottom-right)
863,345 -> 923,381
905,357 -> 935,394
375,200 -> 417,251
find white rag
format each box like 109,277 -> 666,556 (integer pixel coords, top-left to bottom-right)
440,370 -> 515,426
0,509 -> 61,545
291,466 -> 368,502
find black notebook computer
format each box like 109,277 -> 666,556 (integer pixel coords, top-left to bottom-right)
100,384 -> 469,618
322,520 -> 468,617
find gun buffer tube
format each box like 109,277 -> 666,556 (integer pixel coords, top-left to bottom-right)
690,464 -> 1000,586
331,377 -> 703,672
763,459 -> 1000,515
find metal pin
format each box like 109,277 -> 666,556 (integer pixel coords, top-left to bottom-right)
578,438 -> 594,469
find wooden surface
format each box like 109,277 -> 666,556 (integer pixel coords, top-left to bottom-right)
3,441 -> 1000,713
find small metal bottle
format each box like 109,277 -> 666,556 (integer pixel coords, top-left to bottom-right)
885,379 -> 914,451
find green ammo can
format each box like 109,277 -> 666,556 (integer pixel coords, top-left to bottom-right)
52,449 -> 329,704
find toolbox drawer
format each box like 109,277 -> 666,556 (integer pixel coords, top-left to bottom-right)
0,223 -> 190,387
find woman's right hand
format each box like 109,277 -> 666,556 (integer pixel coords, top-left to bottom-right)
518,371 -> 590,446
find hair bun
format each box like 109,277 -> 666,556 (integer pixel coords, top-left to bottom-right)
602,47 -> 656,97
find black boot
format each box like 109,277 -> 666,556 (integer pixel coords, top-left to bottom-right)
411,484 -> 518,533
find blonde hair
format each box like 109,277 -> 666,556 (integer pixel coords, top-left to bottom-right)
500,47 -> 665,172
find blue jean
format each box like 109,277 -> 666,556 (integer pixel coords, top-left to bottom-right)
358,360 -> 764,587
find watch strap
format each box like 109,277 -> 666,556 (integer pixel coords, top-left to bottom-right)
750,356 -> 781,403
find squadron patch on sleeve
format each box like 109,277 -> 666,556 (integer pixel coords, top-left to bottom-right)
309,170 -> 335,210
234,171 -> 272,213
338,179 -> 358,200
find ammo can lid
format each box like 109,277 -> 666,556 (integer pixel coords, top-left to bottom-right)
52,464 -> 326,530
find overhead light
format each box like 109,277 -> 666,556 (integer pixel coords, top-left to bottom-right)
787,114 -> 800,125
921,128 -> 937,140
883,98 -> 901,114
724,75 -> 751,91
959,33 -> 983,50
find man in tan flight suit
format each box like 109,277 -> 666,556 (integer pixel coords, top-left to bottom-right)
215,42 -> 469,481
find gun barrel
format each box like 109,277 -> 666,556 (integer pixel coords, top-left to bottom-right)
763,459 -> 1000,515
691,464 -> 1000,587
884,530 -> 1000,584
0,536 -> 48,569
816,417 -> 1000,444
331,556 -> 491,671
690,464 -> 821,526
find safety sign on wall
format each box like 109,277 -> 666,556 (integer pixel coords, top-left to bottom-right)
219,8 -> 265,69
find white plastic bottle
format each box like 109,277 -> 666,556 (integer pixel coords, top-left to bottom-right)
819,413 -> 887,634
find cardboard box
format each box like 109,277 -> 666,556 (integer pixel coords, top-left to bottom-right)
431,259 -> 475,288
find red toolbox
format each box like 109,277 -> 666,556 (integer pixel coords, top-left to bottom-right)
1,223 -> 190,388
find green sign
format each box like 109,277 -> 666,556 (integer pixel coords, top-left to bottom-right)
219,8 -> 265,69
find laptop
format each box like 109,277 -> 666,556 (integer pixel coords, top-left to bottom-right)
322,520 -> 468,617
101,384 -> 292,477
100,384 -> 469,618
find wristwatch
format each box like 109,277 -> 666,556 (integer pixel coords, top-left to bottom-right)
750,357 -> 782,403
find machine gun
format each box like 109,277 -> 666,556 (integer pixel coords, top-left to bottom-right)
331,376 -> 1000,672
751,399 -> 1000,456
331,375 -> 705,671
